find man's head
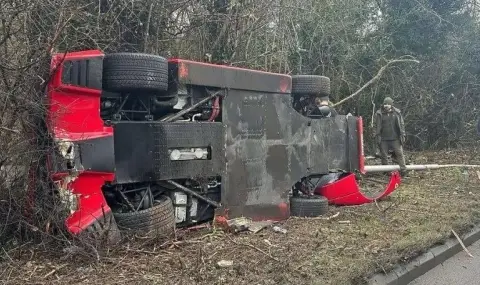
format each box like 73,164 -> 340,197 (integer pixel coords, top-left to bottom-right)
315,95 -> 331,116
383,97 -> 394,110
316,95 -> 329,107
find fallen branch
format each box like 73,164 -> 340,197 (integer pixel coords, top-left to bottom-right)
291,212 -> 340,220
43,264 -> 67,279
451,229 -> 474,258
333,58 -> 420,107
374,199 -> 382,211
228,236 -> 280,262
1,247 -> 13,263
0,126 -> 20,134
396,207 -> 427,214
382,202 -> 397,213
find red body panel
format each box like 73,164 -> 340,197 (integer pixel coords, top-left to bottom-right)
47,50 -> 114,234
357,117 -> 366,174
48,50 -> 112,139
315,172 -> 401,205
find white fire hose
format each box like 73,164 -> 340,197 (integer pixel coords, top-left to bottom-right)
364,164 -> 480,173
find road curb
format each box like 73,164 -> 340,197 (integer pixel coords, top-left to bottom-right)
368,224 -> 480,285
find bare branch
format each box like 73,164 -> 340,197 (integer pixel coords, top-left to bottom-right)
333,58 -> 420,107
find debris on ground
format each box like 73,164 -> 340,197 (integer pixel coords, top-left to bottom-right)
272,226 -> 287,234
216,260 -> 234,268
224,217 -> 274,234
1,147 -> 480,285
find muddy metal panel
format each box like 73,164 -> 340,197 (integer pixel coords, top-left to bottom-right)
307,115 -> 360,172
347,116 -> 360,169
49,136 -> 115,173
220,90 -> 360,220
113,122 -> 226,183
77,136 -> 115,172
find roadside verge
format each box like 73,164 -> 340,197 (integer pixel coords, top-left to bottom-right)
368,224 -> 480,285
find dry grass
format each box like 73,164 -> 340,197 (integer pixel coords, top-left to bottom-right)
1,148 -> 480,285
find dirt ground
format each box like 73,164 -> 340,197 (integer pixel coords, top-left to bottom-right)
1,147 -> 480,285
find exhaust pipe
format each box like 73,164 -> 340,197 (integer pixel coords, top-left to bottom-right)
364,164 -> 480,173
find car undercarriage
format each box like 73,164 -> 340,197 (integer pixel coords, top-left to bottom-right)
42,50 -> 368,240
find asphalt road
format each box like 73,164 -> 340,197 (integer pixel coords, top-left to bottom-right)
409,240 -> 480,285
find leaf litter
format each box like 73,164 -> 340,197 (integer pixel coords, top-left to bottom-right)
1,147 -> 480,285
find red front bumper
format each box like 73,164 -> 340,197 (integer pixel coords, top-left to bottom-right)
47,50 -> 115,235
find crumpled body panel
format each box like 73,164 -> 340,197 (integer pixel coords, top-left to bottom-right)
315,172 -> 401,205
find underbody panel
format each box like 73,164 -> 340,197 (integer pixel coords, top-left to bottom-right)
113,122 -> 225,183
169,59 -> 291,94
220,90 -> 361,220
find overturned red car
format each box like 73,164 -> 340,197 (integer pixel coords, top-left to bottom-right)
41,49 -> 389,240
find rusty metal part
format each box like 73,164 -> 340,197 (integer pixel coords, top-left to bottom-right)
161,90 -> 222,122
116,186 -> 136,212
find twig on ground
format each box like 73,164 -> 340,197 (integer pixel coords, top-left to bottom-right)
6,267 -> 13,282
28,266 -> 38,279
291,212 -> 340,220
88,244 -> 100,261
451,229 -> 474,258
382,202 -> 397,213
364,177 -> 389,184
159,239 -> 204,249
227,235 -> 310,277
373,260 -> 388,275
397,207 -> 426,214
327,212 -> 340,220
111,255 -> 129,271
1,247 -> 13,263
0,126 -> 19,134
227,235 -> 280,262
126,248 -> 172,255
43,264 -> 67,279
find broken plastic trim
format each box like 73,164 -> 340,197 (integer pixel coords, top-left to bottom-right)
315,171 -> 401,205
54,175 -> 80,214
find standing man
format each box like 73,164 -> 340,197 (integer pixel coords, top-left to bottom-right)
375,97 -> 407,176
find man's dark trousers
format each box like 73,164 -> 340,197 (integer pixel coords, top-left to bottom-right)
380,140 -> 406,172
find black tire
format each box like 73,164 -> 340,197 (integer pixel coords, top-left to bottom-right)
290,195 -> 329,217
81,211 -> 122,245
113,196 -> 175,237
102,53 -> 168,92
291,75 -> 330,96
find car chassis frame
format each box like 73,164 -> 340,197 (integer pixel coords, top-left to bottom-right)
42,50 -> 365,237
